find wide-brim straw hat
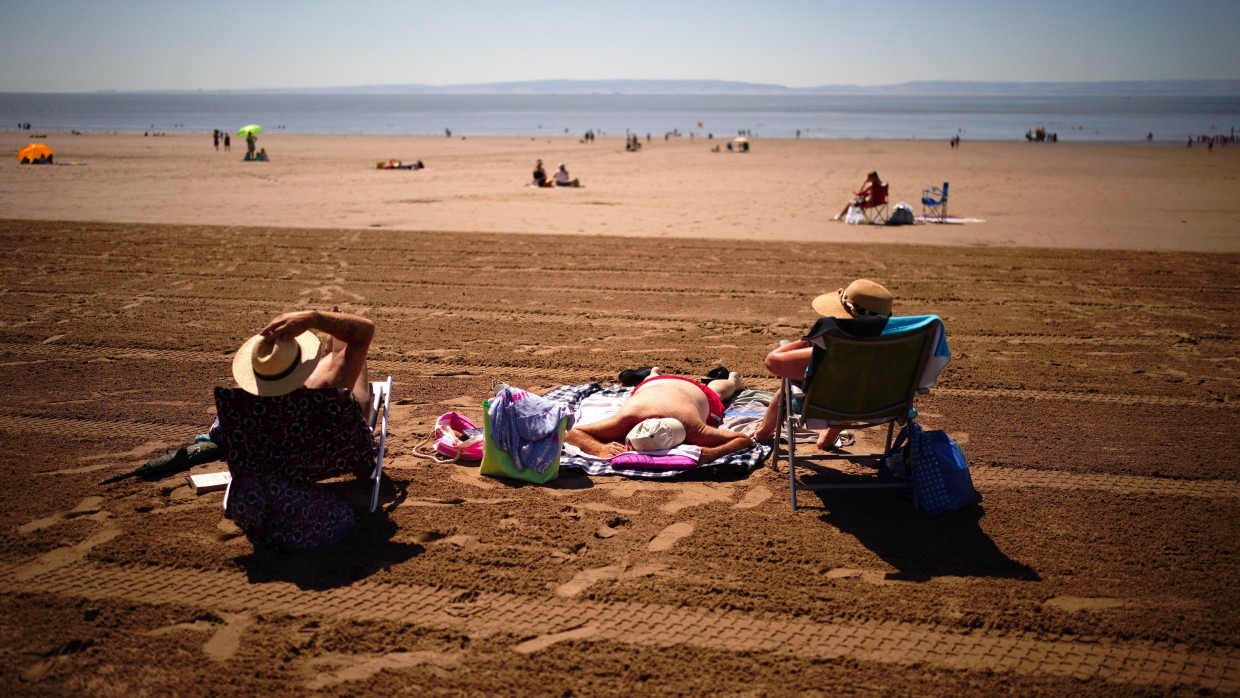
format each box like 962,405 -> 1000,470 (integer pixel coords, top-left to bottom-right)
232,331 -> 322,396
811,279 -> 894,319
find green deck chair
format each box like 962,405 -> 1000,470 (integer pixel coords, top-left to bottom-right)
773,319 -> 939,510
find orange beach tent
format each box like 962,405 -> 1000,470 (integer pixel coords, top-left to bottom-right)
18,143 -> 52,163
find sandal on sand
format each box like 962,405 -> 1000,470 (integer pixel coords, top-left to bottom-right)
618,366 -> 653,387
702,365 -> 731,382
836,430 -> 855,448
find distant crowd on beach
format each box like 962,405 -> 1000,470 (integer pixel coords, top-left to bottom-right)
1187,130 -> 1233,152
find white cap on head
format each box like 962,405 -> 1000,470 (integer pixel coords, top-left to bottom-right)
625,417 -> 687,452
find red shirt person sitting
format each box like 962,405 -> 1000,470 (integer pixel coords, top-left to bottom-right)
837,171 -> 887,220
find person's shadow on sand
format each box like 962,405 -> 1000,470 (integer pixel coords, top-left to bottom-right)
810,484 -> 1039,583
234,477 -> 423,591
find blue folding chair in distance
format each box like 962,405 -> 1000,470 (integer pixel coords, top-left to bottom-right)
921,182 -> 949,222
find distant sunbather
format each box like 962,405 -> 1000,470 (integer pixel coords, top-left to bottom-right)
381,159 -> 423,170
532,159 -> 552,187
565,369 -> 754,462
553,163 -> 580,187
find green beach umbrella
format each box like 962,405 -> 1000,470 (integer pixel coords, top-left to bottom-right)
237,124 -> 263,136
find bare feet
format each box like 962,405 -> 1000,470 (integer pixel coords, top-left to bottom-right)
814,428 -> 854,450
815,428 -> 841,450
728,371 -> 745,392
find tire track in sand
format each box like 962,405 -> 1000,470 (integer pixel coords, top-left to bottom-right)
3,560 -> 1236,692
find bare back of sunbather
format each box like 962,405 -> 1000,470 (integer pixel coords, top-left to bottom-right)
621,379 -> 712,438
565,375 -> 754,462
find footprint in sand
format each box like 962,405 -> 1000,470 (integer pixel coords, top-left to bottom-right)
513,625 -> 598,654
732,486 -> 772,509
147,612 -> 251,661
648,521 -> 695,552
14,526 -> 121,581
823,568 -> 892,586
202,612 -> 251,661
305,651 -> 461,690
46,441 -> 183,477
1044,596 -> 1124,612
18,496 -> 107,533
556,562 -> 671,597
660,483 -> 732,513
15,496 -> 120,580
556,563 -> 628,597
595,516 -> 629,539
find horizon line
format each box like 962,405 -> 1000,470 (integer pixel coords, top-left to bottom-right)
6,78 -> 1240,97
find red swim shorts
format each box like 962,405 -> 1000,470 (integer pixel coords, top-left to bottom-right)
631,375 -> 724,426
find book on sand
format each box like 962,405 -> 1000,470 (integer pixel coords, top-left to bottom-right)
186,470 -> 231,494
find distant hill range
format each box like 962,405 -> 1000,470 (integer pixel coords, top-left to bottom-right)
171,79 -> 1240,96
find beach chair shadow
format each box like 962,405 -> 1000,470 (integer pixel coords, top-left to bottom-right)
235,513 -> 423,591
772,316 -> 946,510
814,488 -> 1039,582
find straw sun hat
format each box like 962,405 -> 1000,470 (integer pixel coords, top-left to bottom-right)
811,279 -> 894,319
232,331 -> 322,396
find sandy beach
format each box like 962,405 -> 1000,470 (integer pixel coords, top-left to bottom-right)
0,132 -> 1238,695
3,131 -> 1238,251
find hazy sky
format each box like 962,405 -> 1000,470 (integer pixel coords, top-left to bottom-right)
3,0 -> 1237,92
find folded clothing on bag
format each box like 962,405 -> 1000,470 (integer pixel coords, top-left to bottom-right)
487,387 -> 575,475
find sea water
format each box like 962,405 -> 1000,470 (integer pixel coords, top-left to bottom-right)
1,92 -> 1236,143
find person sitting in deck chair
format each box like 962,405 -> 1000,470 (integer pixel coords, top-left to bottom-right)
753,279 -> 895,449
836,171 -> 887,220
215,306 -> 379,551
565,369 -> 755,463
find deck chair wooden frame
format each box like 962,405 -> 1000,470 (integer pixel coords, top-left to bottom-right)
772,323 -> 937,510
222,376 -> 394,514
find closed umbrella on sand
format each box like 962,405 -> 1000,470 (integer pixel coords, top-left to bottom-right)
18,143 -> 52,163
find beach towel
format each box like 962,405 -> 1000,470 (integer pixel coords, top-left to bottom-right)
542,383 -> 771,479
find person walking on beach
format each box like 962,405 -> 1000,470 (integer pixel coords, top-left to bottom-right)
213,130 -> 220,151
224,133 -> 230,151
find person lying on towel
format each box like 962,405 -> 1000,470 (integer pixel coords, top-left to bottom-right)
565,369 -> 755,463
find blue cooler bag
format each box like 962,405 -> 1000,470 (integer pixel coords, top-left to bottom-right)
907,422 -> 975,515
